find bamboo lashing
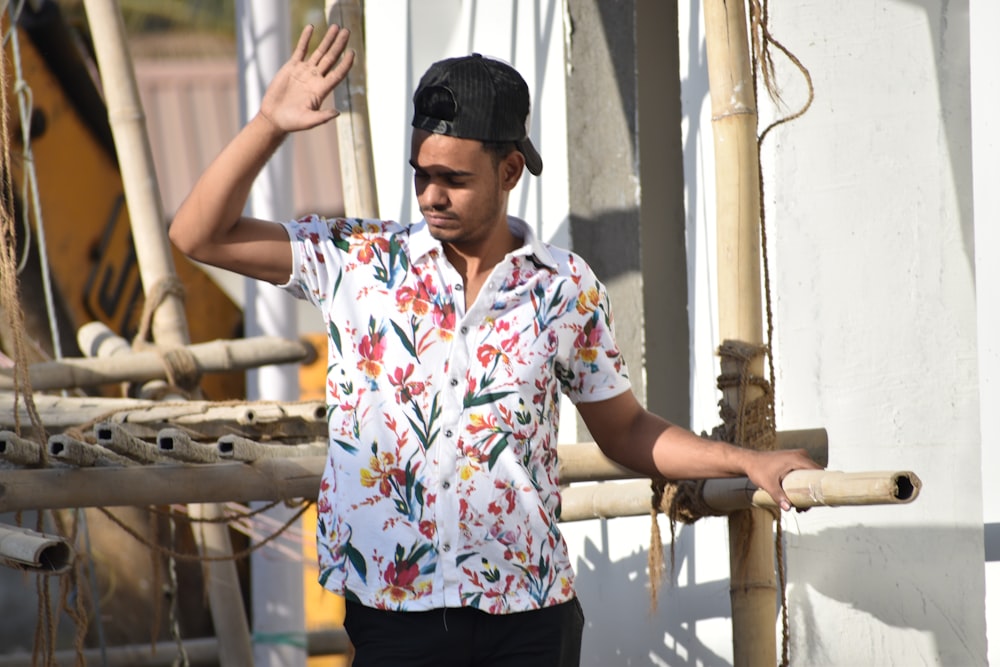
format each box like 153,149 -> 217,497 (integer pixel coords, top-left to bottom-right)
79,0 -> 253,660
0,523 -> 75,574
0,336 -> 311,391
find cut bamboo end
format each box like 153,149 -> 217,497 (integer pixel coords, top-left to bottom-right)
0,523 -> 75,574
0,431 -> 44,467
157,428 -> 220,464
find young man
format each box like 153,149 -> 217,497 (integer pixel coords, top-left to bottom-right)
169,24 -> 821,667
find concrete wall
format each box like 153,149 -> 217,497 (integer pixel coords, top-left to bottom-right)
365,1 -> 991,664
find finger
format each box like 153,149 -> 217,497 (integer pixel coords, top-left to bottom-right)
292,25 -> 315,61
310,24 -> 343,67
317,27 -> 351,72
325,47 -> 356,87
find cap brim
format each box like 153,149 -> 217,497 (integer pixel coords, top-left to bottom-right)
517,138 -> 543,175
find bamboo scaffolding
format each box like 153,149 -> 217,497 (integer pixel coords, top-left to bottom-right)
0,628 -> 351,667
0,523 -> 75,574
703,1 -> 775,663
79,0 -> 252,660
326,0 -> 380,218
0,336 -> 311,391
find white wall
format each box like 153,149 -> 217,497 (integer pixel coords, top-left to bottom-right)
752,0 -> 986,664
971,1 -> 1000,665
364,1 -> 990,665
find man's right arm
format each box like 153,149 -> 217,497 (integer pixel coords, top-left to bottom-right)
168,24 -> 354,285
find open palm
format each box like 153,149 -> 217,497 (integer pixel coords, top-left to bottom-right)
259,24 -> 355,132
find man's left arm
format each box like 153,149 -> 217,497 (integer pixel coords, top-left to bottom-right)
576,391 -> 823,511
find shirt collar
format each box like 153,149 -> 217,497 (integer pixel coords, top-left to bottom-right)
408,216 -> 558,270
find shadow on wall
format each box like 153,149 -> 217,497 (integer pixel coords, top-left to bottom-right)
573,520 -> 984,666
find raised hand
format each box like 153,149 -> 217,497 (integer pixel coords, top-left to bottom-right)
259,24 -> 356,133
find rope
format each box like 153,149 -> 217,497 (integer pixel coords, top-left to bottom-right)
5,1 -> 63,362
130,277 -> 203,397
750,1 -> 813,663
96,502 -> 313,563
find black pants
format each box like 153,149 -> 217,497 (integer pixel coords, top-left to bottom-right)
344,598 -> 585,667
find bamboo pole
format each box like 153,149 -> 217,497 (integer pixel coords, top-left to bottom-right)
0,336 -> 311,391
80,1 -> 252,661
326,0 -> 380,218
558,469 -> 922,522
0,458 -> 323,512
0,628 -> 351,667
0,456 -> 919,516
702,1 -> 775,664
0,523 -> 75,573
80,0 -> 188,348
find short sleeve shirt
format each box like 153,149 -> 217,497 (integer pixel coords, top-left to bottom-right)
279,214 -> 631,613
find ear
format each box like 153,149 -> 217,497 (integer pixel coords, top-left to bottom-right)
499,151 -> 525,192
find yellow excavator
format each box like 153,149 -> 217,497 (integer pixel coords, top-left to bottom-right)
4,0 -> 244,400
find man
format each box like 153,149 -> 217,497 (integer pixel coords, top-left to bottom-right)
169,23 -> 821,667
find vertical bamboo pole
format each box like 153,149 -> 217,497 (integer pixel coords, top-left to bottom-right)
79,2 -> 253,664
326,0 -> 380,218
702,1 -> 776,666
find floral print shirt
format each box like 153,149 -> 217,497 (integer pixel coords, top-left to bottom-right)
280,214 -> 631,614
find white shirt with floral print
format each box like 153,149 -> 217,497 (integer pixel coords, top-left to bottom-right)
280,214 -> 631,614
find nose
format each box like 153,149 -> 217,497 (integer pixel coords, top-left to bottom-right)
418,181 -> 449,211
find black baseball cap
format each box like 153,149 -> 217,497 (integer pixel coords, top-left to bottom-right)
412,54 -> 543,175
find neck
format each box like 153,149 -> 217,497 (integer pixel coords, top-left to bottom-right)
443,218 -> 521,306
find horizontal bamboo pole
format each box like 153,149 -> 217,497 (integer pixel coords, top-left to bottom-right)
558,469 -> 922,522
0,458 -> 323,512
0,336 -> 311,391
0,435 -> 915,516
0,628 -> 350,667
0,523 -> 75,573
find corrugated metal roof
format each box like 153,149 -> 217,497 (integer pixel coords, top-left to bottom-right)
134,58 -> 344,221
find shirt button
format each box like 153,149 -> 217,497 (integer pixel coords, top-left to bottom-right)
442,544 -> 451,553
445,429 -> 454,438
460,326 -> 469,334
449,378 -> 459,387
442,481 -> 451,490
455,283 -> 463,291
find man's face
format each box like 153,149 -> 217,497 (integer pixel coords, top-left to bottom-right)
409,129 -> 519,254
